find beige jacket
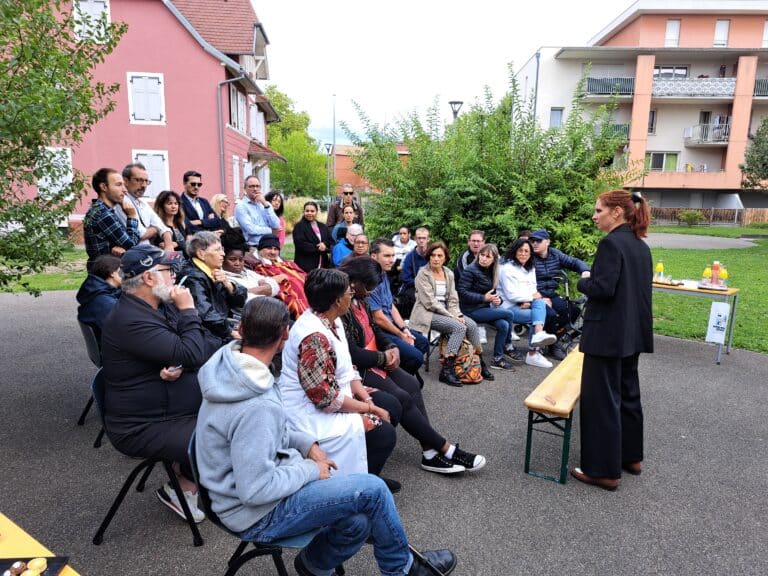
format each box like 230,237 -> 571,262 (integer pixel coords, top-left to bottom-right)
409,266 -> 461,335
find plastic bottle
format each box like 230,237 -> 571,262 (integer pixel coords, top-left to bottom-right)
720,265 -> 728,287
711,261 -> 721,287
655,260 -> 665,282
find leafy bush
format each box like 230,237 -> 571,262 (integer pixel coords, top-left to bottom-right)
678,210 -> 704,227
344,72 -> 641,263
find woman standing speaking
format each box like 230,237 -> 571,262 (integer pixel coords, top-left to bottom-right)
571,190 -> 653,491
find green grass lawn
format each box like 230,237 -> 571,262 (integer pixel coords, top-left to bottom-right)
650,238 -> 768,354
652,224 -> 768,238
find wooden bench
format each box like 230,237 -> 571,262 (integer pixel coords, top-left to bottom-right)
523,349 -> 583,484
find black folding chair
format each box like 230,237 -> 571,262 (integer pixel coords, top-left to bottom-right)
188,432 -> 342,576
77,320 -> 106,447
91,371 -> 203,547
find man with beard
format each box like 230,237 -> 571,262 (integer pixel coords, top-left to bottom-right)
101,245 -> 222,523
114,163 -> 173,247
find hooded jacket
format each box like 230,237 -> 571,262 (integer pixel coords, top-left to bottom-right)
76,274 -> 121,341
195,341 -> 319,533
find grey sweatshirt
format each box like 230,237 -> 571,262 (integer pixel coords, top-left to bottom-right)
195,341 -> 320,532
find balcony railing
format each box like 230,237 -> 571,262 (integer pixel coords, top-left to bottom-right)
586,77 -> 635,95
754,78 -> 768,96
612,123 -> 630,138
652,77 -> 736,98
683,123 -> 731,146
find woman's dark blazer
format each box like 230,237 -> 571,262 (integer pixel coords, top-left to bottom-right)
292,218 -> 333,273
577,224 -> 653,358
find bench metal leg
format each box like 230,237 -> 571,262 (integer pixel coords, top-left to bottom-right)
524,410 -> 574,484
524,410 -> 534,474
559,417 -> 573,484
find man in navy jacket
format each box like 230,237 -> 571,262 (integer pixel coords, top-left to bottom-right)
180,170 -> 225,234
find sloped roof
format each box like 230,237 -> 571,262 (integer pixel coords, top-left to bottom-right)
248,140 -> 286,163
172,0 -> 258,54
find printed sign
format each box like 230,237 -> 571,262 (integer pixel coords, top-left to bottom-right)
705,301 -> 730,345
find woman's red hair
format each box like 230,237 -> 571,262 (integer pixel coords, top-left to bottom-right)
598,189 -> 650,238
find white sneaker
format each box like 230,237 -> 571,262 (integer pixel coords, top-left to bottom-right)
508,328 -> 520,341
478,326 -> 487,344
156,482 -> 206,523
530,330 -> 557,347
525,351 -> 553,369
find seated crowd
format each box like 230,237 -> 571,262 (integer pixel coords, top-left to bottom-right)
78,166 -> 585,575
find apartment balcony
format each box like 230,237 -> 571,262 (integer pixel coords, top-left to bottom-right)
585,77 -> 635,98
652,77 -> 736,100
754,78 -> 768,97
612,123 -> 630,139
683,123 -> 730,147
631,167 -> 740,190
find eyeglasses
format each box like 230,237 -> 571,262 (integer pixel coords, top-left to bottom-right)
530,238 -> 544,244
131,177 -> 152,185
246,184 -> 261,189
343,192 -> 354,196
354,240 -> 369,245
188,182 -> 203,188
155,267 -> 176,278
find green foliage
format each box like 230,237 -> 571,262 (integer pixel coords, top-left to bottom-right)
0,0 -> 126,291
742,115 -> 768,191
678,210 -> 705,227
283,196 -> 329,232
264,85 -> 330,197
345,69 -> 640,261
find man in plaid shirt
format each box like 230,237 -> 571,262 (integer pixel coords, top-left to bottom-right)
83,168 -> 141,271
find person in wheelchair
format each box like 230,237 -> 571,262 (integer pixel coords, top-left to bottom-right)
529,229 -> 589,360
194,297 -> 458,576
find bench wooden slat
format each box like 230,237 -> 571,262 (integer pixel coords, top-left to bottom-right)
523,350 -> 583,418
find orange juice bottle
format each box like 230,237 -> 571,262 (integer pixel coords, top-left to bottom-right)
711,261 -> 721,286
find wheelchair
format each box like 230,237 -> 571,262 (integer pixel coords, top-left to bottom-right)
552,270 -> 586,353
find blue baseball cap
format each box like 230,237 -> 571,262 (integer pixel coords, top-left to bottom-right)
530,229 -> 550,241
120,245 -> 184,278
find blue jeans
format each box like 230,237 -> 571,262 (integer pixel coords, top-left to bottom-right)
465,306 -> 516,359
239,474 -> 413,576
506,300 -> 547,350
390,331 -> 429,374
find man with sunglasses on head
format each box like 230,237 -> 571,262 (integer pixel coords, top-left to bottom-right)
325,183 -> 364,229
114,163 -> 174,247
100,244 -> 222,524
530,229 -> 589,360
180,170 -> 225,234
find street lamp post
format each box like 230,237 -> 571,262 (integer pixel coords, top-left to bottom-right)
449,100 -> 464,121
324,143 -> 332,207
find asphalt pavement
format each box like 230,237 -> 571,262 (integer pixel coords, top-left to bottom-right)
1,291 -> 767,575
644,232 -> 756,249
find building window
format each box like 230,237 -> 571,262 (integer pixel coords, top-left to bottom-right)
258,165 -> 271,195
37,147 -> 73,200
763,20 -> 768,48
665,19 -> 681,47
132,150 -> 169,198
653,65 -> 689,79
549,107 -> 564,128
232,155 -> 240,200
714,20 -> 730,48
648,110 -> 657,134
645,152 -> 678,172
73,0 -> 110,41
249,105 -> 266,142
230,85 -> 247,133
127,73 -> 166,124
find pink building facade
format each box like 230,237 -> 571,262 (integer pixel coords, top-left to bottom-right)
62,0 -> 282,224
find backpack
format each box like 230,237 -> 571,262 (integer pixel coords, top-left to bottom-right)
439,337 -> 483,384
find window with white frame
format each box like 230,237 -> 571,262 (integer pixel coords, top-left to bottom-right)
229,85 -> 247,133
232,155 -> 241,199
763,20 -> 768,48
37,147 -> 73,200
73,0 -> 110,41
665,19 -> 681,47
714,20 -> 730,48
644,152 -> 678,172
250,104 -> 266,142
243,159 -> 253,196
653,65 -> 689,79
258,165 -> 270,194
549,108 -> 564,128
132,150 -> 169,198
648,110 -> 657,134
128,73 -> 166,124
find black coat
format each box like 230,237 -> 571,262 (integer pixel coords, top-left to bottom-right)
577,224 -> 653,358
457,261 -> 494,313
181,261 -> 248,341
292,218 -> 333,273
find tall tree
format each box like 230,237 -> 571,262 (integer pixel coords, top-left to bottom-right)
0,1 -> 126,291
741,115 -> 768,191
346,73 -> 640,261
264,85 -> 328,197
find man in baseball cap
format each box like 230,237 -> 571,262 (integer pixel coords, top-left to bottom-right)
119,244 -> 185,279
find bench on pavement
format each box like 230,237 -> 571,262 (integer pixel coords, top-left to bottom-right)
523,349 -> 583,484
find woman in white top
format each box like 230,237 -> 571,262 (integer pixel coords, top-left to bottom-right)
498,238 -> 557,368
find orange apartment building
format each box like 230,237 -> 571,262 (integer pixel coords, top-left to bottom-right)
517,0 -> 768,212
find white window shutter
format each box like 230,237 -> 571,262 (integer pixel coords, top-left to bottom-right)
134,151 -> 168,198
132,76 -> 148,121
232,155 -> 240,199
146,77 -> 162,121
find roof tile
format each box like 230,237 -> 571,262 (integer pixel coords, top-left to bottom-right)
172,0 -> 258,54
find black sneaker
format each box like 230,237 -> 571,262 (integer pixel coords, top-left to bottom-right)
381,477 -> 402,494
491,357 -> 516,371
421,453 -> 465,474
504,346 -> 526,363
450,444 -> 487,472
409,549 -> 457,576
549,342 -> 567,361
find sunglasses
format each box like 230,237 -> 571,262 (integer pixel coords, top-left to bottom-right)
343,192 -> 354,196
530,238 -> 544,244
189,182 -> 203,188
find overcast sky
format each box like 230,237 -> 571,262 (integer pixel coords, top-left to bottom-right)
252,0 -> 628,144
